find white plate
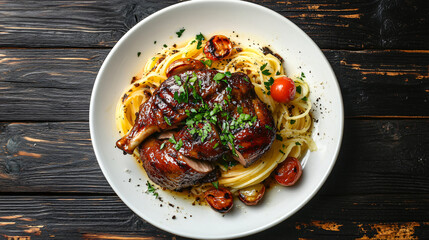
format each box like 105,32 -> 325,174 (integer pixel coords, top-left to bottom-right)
90,1 -> 343,239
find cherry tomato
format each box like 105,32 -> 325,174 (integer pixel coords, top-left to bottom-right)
238,183 -> 265,206
270,77 -> 296,103
204,35 -> 233,61
274,157 -> 302,186
204,187 -> 234,213
166,58 -> 206,78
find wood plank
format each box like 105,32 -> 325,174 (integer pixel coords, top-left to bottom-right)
0,120 -> 427,194
0,49 -> 427,121
0,0 -> 427,49
0,194 -> 427,239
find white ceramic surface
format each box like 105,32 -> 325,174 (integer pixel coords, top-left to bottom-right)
90,1 -> 343,239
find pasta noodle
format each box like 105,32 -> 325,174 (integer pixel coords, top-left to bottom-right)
115,35 -> 316,193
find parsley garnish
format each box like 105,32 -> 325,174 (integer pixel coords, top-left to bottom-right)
213,73 -> 225,83
195,33 -> 205,49
260,63 -> 271,75
212,181 -> 219,189
154,41 -> 157,44
290,120 -> 296,124
174,139 -> 183,150
301,72 -> 306,78
296,85 -> 302,94
276,134 -> 283,141
160,142 -> 166,150
200,59 -> 212,67
146,181 -> 159,198
176,28 -> 185,38
213,142 -> 219,149
137,52 -> 141,57
163,44 -> 167,48
301,96 -> 308,101
279,150 -> 285,154
164,116 -> 171,126
295,142 -> 301,146
225,71 -> 232,77
276,71 -> 280,75
265,125 -> 273,130
264,77 -> 275,95
169,135 -> 177,144
243,77 -> 249,82
174,75 -> 182,85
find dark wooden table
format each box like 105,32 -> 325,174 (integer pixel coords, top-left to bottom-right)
0,0 -> 428,239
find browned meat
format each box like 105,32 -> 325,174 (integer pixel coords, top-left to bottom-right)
176,122 -> 229,161
118,69 -> 276,168
206,72 -> 276,167
140,137 -> 220,190
116,70 -> 224,154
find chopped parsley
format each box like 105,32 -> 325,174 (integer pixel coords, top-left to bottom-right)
290,119 -> 296,124
265,125 -> 273,130
296,85 -> 302,94
301,96 -> 308,101
176,28 -> 185,38
201,59 -> 212,67
225,71 -> 232,77
279,149 -> 285,154
301,72 -> 306,78
146,181 -> 159,198
154,41 -> 157,44
169,135 -> 177,144
260,63 -> 271,75
264,77 -> 275,95
243,77 -> 249,82
174,139 -> 183,150
212,181 -> 219,189
213,73 -> 225,83
164,116 -> 171,126
276,134 -> 283,141
295,142 -> 301,146
159,142 -> 166,150
195,33 -> 205,49
276,71 -> 280,75
137,52 -> 141,57
174,75 -> 182,85
213,142 -> 219,149
163,44 -> 167,48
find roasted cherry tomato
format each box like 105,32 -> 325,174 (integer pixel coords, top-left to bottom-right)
204,35 -> 233,61
238,183 -> 265,206
166,58 -> 206,78
204,187 -> 234,213
274,157 -> 302,186
270,76 -> 296,103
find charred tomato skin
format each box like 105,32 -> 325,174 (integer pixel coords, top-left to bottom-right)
166,58 -> 206,78
274,157 -> 302,186
204,35 -> 233,61
204,187 -> 234,213
238,183 -> 266,206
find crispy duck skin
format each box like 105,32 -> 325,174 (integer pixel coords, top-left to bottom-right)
116,70 -> 224,154
118,69 -> 276,168
176,122 -> 229,161
207,72 -> 276,167
140,137 -> 220,190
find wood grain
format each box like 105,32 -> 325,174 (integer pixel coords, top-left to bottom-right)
0,0 -> 427,49
0,49 -> 427,121
0,120 -> 427,194
0,195 -> 427,239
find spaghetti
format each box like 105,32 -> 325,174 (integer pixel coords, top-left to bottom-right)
116,34 -> 316,194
